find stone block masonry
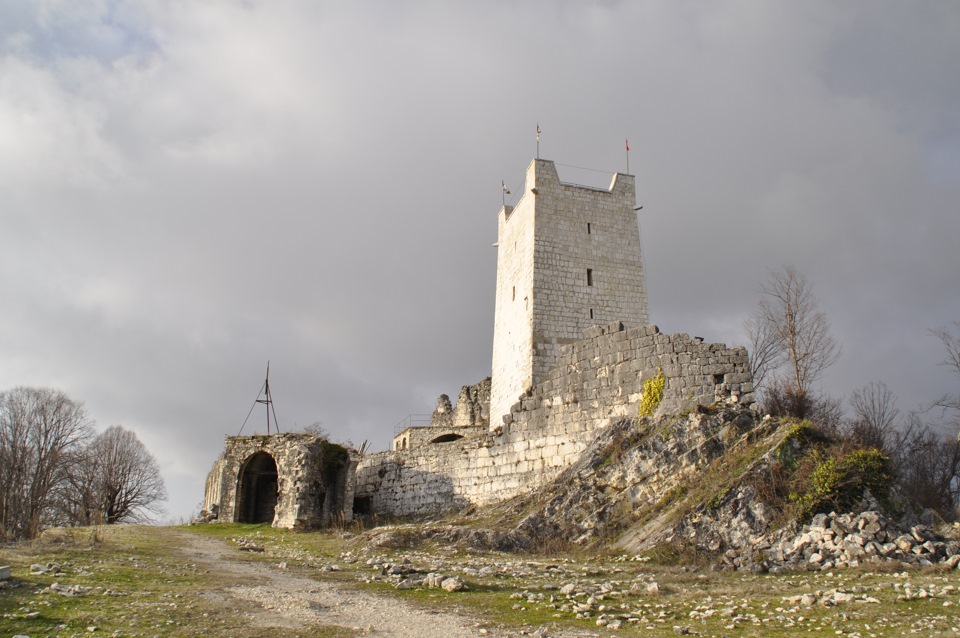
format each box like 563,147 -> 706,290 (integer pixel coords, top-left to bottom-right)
355,322 -> 752,517
393,424 -> 486,451
203,433 -> 357,529
490,160 -> 649,424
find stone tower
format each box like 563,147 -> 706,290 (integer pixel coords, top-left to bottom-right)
489,159 -> 649,425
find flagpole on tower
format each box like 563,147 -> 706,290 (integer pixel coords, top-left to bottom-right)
625,138 -> 630,175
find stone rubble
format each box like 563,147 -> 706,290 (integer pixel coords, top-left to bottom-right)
43,581 -> 94,597
30,561 -> 66,575
708,510 -> 960,573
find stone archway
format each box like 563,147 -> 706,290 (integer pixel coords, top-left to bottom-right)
237,451 -> 279,524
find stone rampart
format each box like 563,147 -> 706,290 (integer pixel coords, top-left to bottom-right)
355,323 -> 752,516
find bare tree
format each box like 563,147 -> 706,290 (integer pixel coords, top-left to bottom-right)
747,266 -> 841,417
757,266 -> 841,393
896,415 -> 960,517
73,426 -> 167,525
301,420 -> 329,439
848,381 -> 900,450
932,321 -> 960,423
743,314 -> 782,400
56,446 -> 104,527
0,387 -> 92,540
809,393 -> 845,437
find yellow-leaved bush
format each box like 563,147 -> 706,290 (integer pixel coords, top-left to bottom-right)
638,366 -> 665,418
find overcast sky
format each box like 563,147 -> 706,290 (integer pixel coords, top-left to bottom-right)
2,1 -> 959,521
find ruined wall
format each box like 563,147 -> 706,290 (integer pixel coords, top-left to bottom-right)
392,425 -> 487,451
490,159 -> 649,424
202,457 -> 226,515
431,394 -> 454,428
394,378 -> 492,451
204,433 -> 356,529
356,323 -> 752,516
452,378 -> 491,428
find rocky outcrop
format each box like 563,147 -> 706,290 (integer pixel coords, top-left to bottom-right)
475,403 -> 773,551
449,404 -> 960,572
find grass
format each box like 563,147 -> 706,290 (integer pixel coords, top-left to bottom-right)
0,525 -> 355,637
355,543 -> 960,637
4,524 -> 960,637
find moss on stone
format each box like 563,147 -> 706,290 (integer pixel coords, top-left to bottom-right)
319,439 -> 350,485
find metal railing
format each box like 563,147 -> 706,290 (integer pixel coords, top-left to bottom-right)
393,414 -> 432,436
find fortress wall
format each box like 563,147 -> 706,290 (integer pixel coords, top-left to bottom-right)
355,323 -> 752,516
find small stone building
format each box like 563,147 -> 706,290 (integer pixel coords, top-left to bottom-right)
202,433 -> 357,529
392,378 -> 491,451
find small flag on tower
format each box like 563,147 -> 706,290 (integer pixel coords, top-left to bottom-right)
537,123 -> 541,142
502,180 -> 510,195
626,138 -> 630,152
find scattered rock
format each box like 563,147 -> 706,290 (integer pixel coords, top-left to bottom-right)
441,576 -> 466,592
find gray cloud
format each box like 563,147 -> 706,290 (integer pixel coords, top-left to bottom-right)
1,1 -> 958,519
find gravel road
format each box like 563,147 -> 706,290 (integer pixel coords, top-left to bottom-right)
174,531 -> 497,637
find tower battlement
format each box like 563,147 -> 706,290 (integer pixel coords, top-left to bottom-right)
490,159 -> 649,424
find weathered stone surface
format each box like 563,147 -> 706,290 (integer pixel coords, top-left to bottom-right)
392,378 -> 491,451
431,394 -> 454,428
491,159 -> 649,422
358,326 -> 752,518
202,434 -> 356,530
441,576 -> 466,592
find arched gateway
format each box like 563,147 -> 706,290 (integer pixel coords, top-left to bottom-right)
203,433 -> 356,529
237,451 -> 279,523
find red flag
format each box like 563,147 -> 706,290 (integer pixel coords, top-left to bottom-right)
626,139 -> 630,152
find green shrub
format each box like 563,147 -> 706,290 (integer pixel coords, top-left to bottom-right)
788,446 -> 892,518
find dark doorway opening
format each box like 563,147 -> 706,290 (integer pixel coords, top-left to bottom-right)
353,495 -> 372,516
237,452 -> 279,523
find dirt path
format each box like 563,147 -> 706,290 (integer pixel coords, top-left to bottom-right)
171,531 -> 497,637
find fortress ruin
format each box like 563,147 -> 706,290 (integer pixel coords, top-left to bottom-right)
202,157 -> 754,527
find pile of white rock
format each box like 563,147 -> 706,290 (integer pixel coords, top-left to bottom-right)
744,511 -> 960,572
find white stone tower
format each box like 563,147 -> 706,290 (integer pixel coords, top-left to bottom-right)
489,159 -> 649,425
